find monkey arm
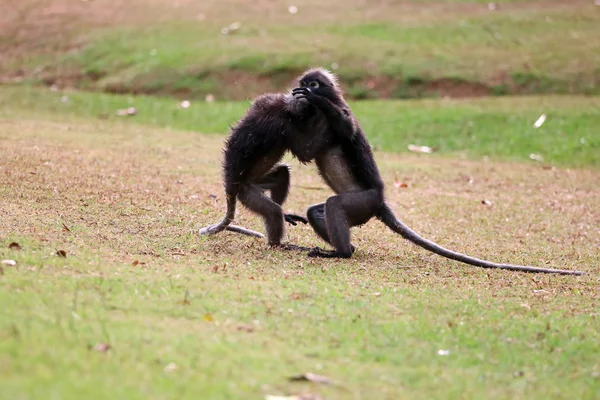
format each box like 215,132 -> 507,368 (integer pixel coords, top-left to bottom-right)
292,88 -> 355,138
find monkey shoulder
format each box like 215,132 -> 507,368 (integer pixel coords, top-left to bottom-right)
250,93 -> 288,111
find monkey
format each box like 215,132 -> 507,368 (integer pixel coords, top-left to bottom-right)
199,69 -> 338,248
288,68 -> 584,276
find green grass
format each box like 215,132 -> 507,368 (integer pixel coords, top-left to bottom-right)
2,85 -> 599,168
5,0 -> 600,98
0,103 -> 598,399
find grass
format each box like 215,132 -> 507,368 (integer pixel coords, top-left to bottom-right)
3,0 -> 600,98
2,85 -> 599,168
1,87 -> 599,398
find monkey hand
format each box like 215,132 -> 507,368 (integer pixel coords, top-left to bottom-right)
284,213 -> 308,226
292,87 -> 328,109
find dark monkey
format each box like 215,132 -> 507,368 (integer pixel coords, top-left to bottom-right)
199,69 -> 336,247
289,69 -> 583,276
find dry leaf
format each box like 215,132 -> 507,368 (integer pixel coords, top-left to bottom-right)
8,242 -> 22,251
221,21 -> 241,35
408,144 -> 434,154
132,260 -> 140,266
204,313 -> 214,322
533,114 -> 546,128
529,153 -> 544,162
288,372 -> 332,385
92,343 -> 111,353
236,324 -> 255,333
2,259 -> 17,266
164,362 -> 178,373
56,250 -> 67,258
210,265 -> 219,273
116,107 -> 137,116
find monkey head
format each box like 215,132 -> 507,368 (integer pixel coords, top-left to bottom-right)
293,68 -> 341,103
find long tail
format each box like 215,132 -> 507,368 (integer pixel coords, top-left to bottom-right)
199,193 -> 264,238
226,225 -> 264,238
379,205 -> 584,276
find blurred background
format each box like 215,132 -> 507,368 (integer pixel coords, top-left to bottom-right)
3,0 -> 599,100
1,0 -> 598,167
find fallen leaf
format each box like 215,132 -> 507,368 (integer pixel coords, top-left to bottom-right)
92,343 -> 111,353
221,21 -> 241,35
288,372 -> 332,385
116,107 -> 137,116
210,265 -> 219,273
393,174 -> 408,188
533,113 -> 547,128
8,242 -> 22,251
1,259 -> 17,266
132,260 -> 140,266
56,250 -> 67,258
529,153 -> 544,162
408,144 -> 434,154
236,323 -> 255,333
164,362 -> 178,373
204,313 -> 214,322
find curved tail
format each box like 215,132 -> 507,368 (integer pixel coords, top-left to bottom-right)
199,193 -> 264,238
379,205 -> 584,276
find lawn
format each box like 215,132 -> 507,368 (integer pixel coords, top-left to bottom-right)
3,0 -> 600,99
0,88 -> 599,399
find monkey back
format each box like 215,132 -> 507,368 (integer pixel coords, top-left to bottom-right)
222,94 -> 290,195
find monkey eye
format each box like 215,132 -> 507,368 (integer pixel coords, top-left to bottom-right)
309,81 -> 320,89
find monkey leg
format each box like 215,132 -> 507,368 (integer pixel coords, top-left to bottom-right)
256,165 -> 307,226
307,190 -> 380,258
238,183 -> 285,246
256,165 -> 290,205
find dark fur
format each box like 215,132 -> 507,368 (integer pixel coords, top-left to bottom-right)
199,70 -> 334,246
292,69 -> 584,276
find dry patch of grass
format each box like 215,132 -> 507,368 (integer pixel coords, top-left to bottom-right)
1,115 -> 599,398
1,116 -> 597,274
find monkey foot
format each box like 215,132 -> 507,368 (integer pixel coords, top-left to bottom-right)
284,214 -> 308,226
307,245 -> 356,258
274,243 -> 313,252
